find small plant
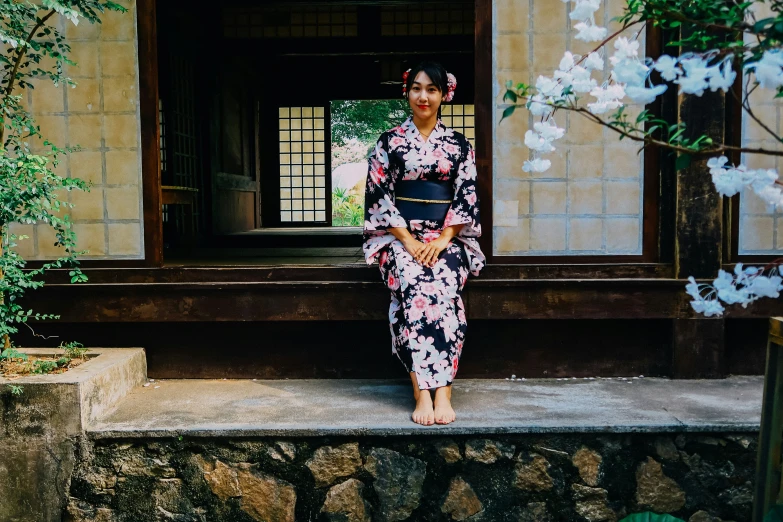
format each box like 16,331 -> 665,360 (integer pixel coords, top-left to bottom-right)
8,384 -> 23,396
0,347 -> 28,361
61,341 -> 88,359
32,359 -> 59,374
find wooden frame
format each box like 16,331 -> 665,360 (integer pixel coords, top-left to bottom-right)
138,0 -> 163,267
119,1 -> 671,269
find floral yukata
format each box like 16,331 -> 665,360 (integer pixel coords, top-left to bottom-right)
363,116 -> 485,390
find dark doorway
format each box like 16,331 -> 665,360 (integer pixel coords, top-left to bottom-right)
157,1 -> 475,265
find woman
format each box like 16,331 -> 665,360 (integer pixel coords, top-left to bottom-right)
362,62 -> 485,426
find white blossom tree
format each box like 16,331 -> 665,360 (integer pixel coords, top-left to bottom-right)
502,0 -> 783,316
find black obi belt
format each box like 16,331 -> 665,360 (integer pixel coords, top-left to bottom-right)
395,180 -> 453,222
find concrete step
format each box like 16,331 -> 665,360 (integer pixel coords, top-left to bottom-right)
87,375 -> 763,438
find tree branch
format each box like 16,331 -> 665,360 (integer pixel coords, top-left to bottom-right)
0,9 -> 57,143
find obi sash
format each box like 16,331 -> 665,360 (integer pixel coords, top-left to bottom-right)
395,180 -> 453,222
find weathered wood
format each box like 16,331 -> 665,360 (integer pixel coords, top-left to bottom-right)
10,319 -> 674,380
27,278 -> 782,322
474,0 -> 492,262
137,0 -> 163,267
38,264 -> 674,284
671,318 -> 726,378
754,317 -> 783,522
675,56 -> 725,277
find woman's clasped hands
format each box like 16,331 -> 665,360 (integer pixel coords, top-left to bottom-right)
404,236 -> 450,267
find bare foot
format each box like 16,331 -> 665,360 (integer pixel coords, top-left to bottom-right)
409,372 -> 434,426
433,385 -> 456,425
412,390 -> 435,426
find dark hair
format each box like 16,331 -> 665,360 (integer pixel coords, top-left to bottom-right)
404,61 -> 450,114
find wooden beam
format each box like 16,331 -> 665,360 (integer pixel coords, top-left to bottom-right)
137,0 -> 163,267
29,278 -> 783,322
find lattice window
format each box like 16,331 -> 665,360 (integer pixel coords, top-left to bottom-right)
279,107 -> 327,223
440,104 -> 475,147
223,6 -> 358,39
380,4 -> 474,36
168,56 -> 201,192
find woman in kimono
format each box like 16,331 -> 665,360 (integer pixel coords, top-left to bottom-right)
363,62 -> 485,426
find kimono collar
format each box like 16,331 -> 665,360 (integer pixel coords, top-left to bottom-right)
401,116 -> 447,144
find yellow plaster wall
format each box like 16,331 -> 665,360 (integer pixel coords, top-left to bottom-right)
11,3 -> 143,260
493,0 -> 645,256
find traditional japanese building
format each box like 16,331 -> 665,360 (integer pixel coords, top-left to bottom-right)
14,0 -> 778,380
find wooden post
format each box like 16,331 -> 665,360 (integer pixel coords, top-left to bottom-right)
754,317 -> 783,521
671,79 -> 726,378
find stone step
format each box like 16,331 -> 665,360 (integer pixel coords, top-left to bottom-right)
86,376 -> 763,438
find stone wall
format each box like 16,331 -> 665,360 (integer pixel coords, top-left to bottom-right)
66,433 -> 756,522
11,2 -> 143,260
493,0 -> 645,256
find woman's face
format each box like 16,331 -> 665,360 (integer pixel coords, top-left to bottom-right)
408,70 -> 444,120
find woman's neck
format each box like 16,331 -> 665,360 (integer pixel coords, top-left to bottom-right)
412,114 -> 438,137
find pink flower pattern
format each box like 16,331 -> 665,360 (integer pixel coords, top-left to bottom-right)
363,117 -> 484,390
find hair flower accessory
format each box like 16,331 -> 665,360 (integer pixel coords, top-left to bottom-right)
445,72 -> 457,102
402,68 -> 411,98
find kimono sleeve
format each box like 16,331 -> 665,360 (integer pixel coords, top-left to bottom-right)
444,138 -> 481,239
362,133 -> 407,265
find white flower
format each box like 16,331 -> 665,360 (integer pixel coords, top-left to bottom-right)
554,69 -> 574,88
675,57 -> 711,95
747,50 -> 783,90
569,0 -> 601,21
574,22 -> 608,42
533,120 -> 566,141
709,158 -> 746,197
713,270 -> 749,305
527,94 -> 554,117
571,66 -> 598,93
587,100 -> 624,114
612,37 -> 640,61
707,58 -> 736,92
653,55 -> 681,81
747,275 -> 783,299
584,52 -> 604,71
625,84 -> 667,104
535,75 -> 564,98
611,59 -> 650,86
587,84 -> 625,113
753,183 -> 783,209
559,51 -> 576,72
523,158 -> 552,172
685,276 -> 703,301
706,155 -> 729,170
524,130 -> 556,153
691,298 -> 725,317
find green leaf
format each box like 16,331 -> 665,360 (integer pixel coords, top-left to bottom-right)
619,513 -> 686,522
675,154 -> 692,171
765,505 -> 783,522
503,90 -> 518,103
500,105 -> 516,122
